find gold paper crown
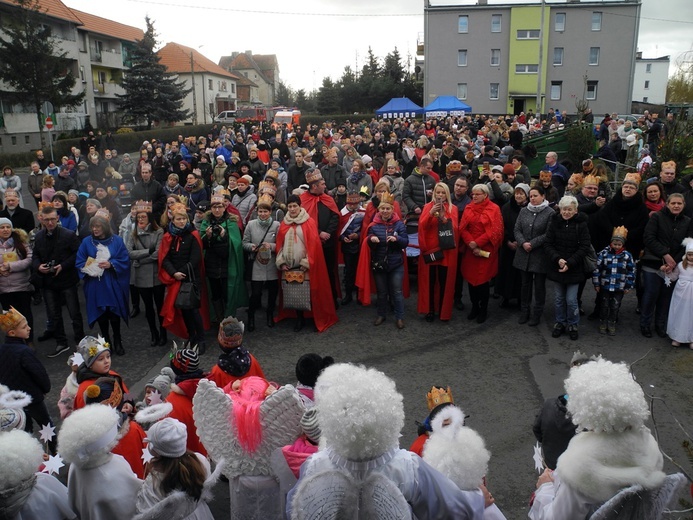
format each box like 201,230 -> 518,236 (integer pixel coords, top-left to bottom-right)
379,192 -> 395,205
210,193 -> 226,205
265,169 -> 279,180
132,200 -> 152,214
169,202 -> 188,216
611,226 -> 628,242
426,386 -> 454,411
623,172 -> 641,186
539,170 -> 552,182
660,160 -> 676,173
0,307 -> 26,333
583,174 -> 600,187
38,201 -> 54,210
569,173 -> 584,186
346,191 -> 361,204
258,181 -> 277,197
93,208 -> 111,221
256,194 -> 274,210
305,169 -> 323,185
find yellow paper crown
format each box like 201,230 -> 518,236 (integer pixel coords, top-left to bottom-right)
210,193 -> 226,205
583,174 -> 600,187
0,307 -> 26,333
379,192 -> 395,205
611,226 -> 628,242
427,386 -> 454,411
132,200 -> 152,214
38,201 -> 54,211
259,181 -> 277,197
256,194 -> 274,210
169,202 -> 188,217
623,172 -> 641,186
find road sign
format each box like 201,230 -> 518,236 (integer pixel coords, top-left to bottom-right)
45,116 -> 53,130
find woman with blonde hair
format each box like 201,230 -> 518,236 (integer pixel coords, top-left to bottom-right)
418,182 -> 459,321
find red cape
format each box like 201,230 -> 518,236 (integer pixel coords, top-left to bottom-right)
113,420 -> 146,479
459,198 -> 504,286
360,200 -> 403,245
354,215 -> 410,306
158,230 -> 211,339
207,354 -> 266,390
275,215 -> 338,332
417,202 -> 459,320
409,433 -> 428,457
166,386 -> 207,456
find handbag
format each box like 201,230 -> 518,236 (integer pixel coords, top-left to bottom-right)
583,244 -> 598,274
371,255 -> 387,273
423,249 -> 444,264
437,218 -> 456,250
175,265 -> 201,310
245,224 -> 272,280
282,269 -> 311,311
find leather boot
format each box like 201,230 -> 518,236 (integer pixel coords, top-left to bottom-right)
294,314 -> 305,332
150,329 -> 160,347
476,300 -> 488,324
212,300 -> 225,328
247,311 -> 255,332
266,310 -> 275,328
157,327 -> 168,346
112,320 -> 124,355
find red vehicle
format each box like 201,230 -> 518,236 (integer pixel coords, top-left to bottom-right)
236,106 -> 269,123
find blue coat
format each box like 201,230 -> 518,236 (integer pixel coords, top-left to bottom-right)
76,234 -> 131,326
367,216 -> 408,271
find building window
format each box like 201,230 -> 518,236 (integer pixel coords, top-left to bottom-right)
25,135 -> 30,144
643,96 -> 648,103
97,71 -> 106,84
221,81 -> 227,92
646,63 -> 652,73
586,80 -> 598,100
458,50 -> 467,67
208,79 -> 213,90
491,14 -> 502,33
555,13 -> 566,32
553,47 -> 564,66
589,47 -> 600,66
550,81 -> 562,100
79,65 -> 85,82
231,84 -> 235,93
490,83 -> 499,100
591,12 -> 602,31
517,29 -> 540,40
458,15 -> 468,33
515,64 -> 539,74
644,80 -> 650,89
11,136 -> 16,145
457,83 -> 468,100
490,49 -> 500,67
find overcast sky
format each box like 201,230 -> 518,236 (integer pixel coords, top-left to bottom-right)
63,0 -> 692,93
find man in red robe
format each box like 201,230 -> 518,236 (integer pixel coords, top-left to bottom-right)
300,169 -> 341,305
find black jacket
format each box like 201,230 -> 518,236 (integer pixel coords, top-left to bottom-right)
544,212 -> 592,284
590,191 -> 650,256
162,228 -> 202,280
641,207 -> 693,270
533,395 -> 576,470
0,337 -> 51,403
131,179 -> 166,220
0,206 -> 35,234
32,226 -> 81,290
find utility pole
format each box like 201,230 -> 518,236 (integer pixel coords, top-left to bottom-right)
190,51 -> 198,125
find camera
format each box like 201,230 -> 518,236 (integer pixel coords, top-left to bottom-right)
212,224 -> 222,234
46,260 -> 56,273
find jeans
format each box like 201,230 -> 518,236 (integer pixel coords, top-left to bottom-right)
640,270 -> 673,330
43,285 -> 85,347
374,264 -> 404,320
554,282 -> 580,326
520,271 -> 546,316
598,290 -> 624,323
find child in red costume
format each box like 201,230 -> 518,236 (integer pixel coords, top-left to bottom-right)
207,316 -> 266,390
73,335 -> 128,411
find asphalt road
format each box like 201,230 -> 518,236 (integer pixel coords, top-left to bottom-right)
9,170 -> 693,519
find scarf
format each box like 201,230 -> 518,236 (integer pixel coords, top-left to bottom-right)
257,215 -> 273,228
283,208 -> 310,225
217,346 -> 251,376
0,237 -> 15,249
184,182 -> 196,192
0,474 -> 36,518
645,199 -> 665,214
527,199 -> 550,213
349,170 -> 366,185
168,221 -> 192,236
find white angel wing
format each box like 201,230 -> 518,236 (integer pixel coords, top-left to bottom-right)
291,469 -> 411,520
193,379 -> 304,478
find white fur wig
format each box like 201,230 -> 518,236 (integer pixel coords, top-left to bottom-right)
565,358 -> 649,433
315,363 -> 404,461
0,429 -> 44,490
422,406 -> 490,490
58,404 -> 120,467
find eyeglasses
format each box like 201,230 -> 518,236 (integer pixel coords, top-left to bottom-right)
136,215 -> 149,220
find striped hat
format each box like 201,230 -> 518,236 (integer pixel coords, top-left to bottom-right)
300,408 -> 321,444
170,342 -> 200,375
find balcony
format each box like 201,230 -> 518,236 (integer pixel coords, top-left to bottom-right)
92,82 -> 124,98
417,32 -> 424,56
89,46 -> 125,69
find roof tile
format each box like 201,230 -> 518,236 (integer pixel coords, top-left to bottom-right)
70,8 -> 143,42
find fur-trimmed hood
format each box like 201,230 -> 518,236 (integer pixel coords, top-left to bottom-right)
556,427 -> 664,503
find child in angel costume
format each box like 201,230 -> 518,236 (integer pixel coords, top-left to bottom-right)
286,363 -> 487,520
193,375 -> 304,520
667,238 -> 693,348
134,416 -> 223,520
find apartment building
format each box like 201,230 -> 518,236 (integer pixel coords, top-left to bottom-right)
423,0 -> 641,116
632,53 -> 669,105
219,51 -> 279,106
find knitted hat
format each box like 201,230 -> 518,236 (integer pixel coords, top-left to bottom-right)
295,353 -> 335,388
683,237 -> 693,254
144,417 -> 188,458
84,377 -> 123,408
218,316 -> 244,350
77,335 -> 110,368
237,175 -> 252,186
145,367 -> 176,399
300,408 -> 321,444
502,163 -> 516,177
360,154 -> 372,165
514,183 -> 530,197
626,134 -> 637,145
0,217 -> 12,229
170,342 -> 200,375
0,307 -> 26,333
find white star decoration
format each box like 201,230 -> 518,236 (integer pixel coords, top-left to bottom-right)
39,423 -> 56,444
664,275 -> 672,287
533,442 -> 544,473
147,390 -> 162,405
141,445 -> 154,464
41,454 -> 64,475
71,352 -> 85,367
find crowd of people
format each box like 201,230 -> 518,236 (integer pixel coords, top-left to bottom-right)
0,112 -> 691,518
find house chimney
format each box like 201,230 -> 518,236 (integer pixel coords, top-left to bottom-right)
231,51 -> 239,58
245,50 -> 252,56
636,51 -> 642,59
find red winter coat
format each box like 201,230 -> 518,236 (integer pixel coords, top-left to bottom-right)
459,197 -> 503,286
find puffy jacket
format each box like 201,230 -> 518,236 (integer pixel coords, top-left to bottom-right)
127,225 -> 163,288
367,215 -> 408,271
544,211 -> 592,284
402,170 -> 435,217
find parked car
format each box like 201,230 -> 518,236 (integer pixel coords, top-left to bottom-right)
214,110 -> 237,124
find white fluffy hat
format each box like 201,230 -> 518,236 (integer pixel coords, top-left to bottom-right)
315,363 -> 404,460
0,429 -> 44,491
144,417 -> 188,458
565,358 -> 649,433
58,404 -> 120,467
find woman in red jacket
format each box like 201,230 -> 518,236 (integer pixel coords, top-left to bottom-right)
417,183 -> 459,322
459,184 -> 504,323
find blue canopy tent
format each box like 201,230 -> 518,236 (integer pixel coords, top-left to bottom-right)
375,97 -> 424,119
424,96 -> 472,117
